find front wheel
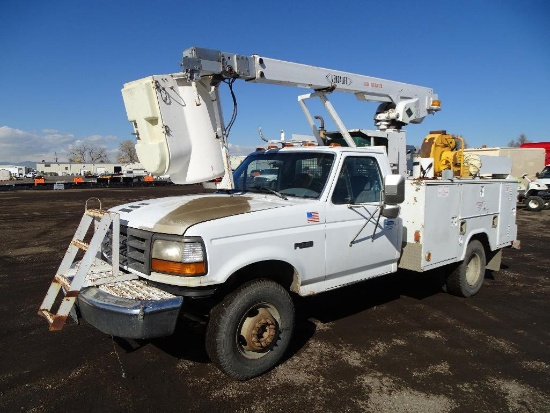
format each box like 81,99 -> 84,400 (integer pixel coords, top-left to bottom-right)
446,240 -> 486,297
525,195 -> 544,212
206,279 -> 295,380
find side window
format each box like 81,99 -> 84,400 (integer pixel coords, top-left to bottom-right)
331,156 -> 382,204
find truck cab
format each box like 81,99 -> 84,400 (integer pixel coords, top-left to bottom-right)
98,146 -> 403,295
67,145 -> 406,380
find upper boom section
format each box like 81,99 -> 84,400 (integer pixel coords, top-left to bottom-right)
180,46 -> 441,127
121,47 -> 442,187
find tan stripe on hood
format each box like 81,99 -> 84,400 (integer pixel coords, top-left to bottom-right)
152,196 -> 252,234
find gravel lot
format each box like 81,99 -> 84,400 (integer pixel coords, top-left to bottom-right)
0,187 -> 548,413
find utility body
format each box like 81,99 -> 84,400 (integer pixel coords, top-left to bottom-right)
39,47 -> 518,380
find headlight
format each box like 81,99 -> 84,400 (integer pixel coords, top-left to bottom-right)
151,239 -> 206,276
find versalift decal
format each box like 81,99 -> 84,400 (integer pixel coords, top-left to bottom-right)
326,73 -> 352,86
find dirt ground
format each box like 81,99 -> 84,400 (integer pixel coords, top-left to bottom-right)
0,187 -> 548,413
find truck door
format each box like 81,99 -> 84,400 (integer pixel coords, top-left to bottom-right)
325,155 -> 401,282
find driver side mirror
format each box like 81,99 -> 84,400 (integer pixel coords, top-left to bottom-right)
383,174 -> 405,205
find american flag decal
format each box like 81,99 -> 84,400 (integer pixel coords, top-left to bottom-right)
307,211 -> 319,223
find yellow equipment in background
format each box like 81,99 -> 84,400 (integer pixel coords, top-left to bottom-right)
419,130 -> 470,177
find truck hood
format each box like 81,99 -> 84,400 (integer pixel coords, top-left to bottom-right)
110,193 -> 288,235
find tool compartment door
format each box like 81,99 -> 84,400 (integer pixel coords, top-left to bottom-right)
497,182 -> 518,247
400,181 -> 462,271
423,183 -> 462,267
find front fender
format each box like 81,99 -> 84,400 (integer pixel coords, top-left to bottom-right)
203,224 -> 326,288
205,244 -> 317,289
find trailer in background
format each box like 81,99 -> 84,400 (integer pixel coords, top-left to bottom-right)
520,142 -> 550,165
1,166 -> 24,178
464,147 -> 545,187
0,170 -> 12,181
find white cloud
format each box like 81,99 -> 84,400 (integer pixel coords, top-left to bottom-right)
0,125 -> 256,163
0,126 -> 120,163
227,142 -> 258,156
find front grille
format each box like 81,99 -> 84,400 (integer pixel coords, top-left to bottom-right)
102,225 -> 152,275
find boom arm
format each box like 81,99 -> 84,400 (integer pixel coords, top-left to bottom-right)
121,46 -> 441,187
180,47 -> 441,128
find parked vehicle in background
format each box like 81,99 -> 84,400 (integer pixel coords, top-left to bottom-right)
0,170 -> 12,181
518,169 -> 550,211
536,165 -> 550,185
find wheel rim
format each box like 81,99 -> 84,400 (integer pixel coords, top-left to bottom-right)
236,303 -> 281,359
465,253 -> 481,286
528,199 -> 540,209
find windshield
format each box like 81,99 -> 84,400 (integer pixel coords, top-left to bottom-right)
233,151 -> 335,199
539,166 -> 550,179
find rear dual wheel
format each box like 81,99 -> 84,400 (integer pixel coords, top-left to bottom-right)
446,240 -> 486,298
206,279 -> 294,380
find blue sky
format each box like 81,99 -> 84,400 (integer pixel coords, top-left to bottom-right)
1,0 -> 549,163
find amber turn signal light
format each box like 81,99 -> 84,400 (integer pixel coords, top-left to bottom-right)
151,259 -> 205,276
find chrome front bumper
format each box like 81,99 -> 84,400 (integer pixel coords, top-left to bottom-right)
77,280 -> 183,339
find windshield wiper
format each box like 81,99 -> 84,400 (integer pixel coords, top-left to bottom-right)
253,186 -> 288,200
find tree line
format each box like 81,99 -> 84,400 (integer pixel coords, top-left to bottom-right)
507,133 -> 531,148
67,139 -> 138,163
66,133 -> 534,164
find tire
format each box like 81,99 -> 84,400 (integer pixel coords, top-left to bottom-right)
446,240 -> 486,298
544,200 -> 550,210
206,279 -> 295,380
525,195 -> 544,212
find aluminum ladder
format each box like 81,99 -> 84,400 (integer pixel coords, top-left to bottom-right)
38,199 -> 135,331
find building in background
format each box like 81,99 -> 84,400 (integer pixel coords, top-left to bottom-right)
35,157 -> 245,178
35,162 -> 145,176
229,156 -> 246,170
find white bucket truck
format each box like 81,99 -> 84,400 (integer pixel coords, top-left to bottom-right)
39,47 -> 518,380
